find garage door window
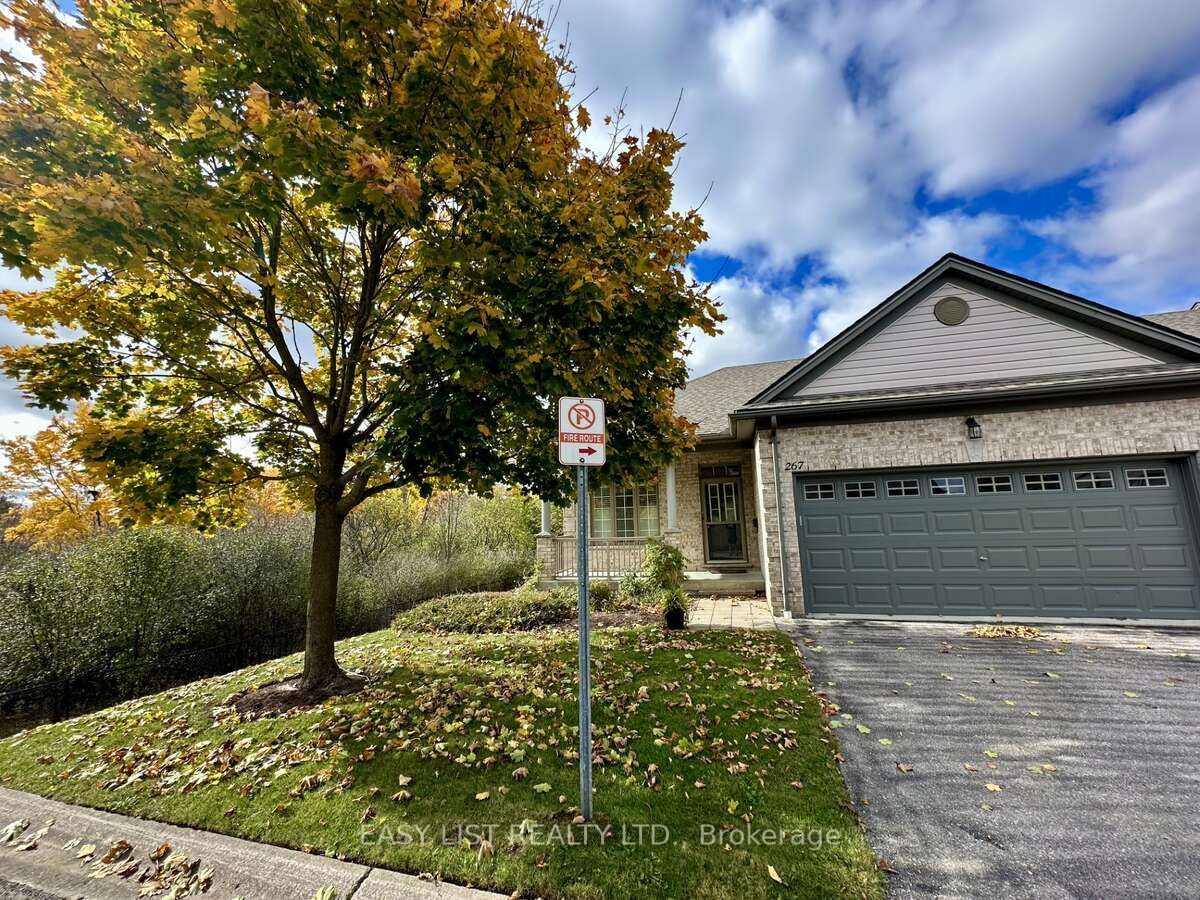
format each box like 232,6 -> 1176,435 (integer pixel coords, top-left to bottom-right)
844,481 -> 876,499
887,479 -> 920,497
803,483 -> 834,501
1073,470 -> 1115,490
930,476 -> 966,496
1126,467 -> 1168,488
1023,472 -> 1063,492
976,474 -> 1013,494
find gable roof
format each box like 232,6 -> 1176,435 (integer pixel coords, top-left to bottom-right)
744,253 -> 1200,408
672,256 -> 1200,441
674,358 -> 799,438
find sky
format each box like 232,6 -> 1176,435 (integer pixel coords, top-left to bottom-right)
3,0 -> 1200,438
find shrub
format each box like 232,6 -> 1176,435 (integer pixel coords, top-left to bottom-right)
643,539 -> 684,591
588,580 -> 616,609
392,587 -> 574,634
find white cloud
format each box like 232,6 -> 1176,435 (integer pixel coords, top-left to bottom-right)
1037,73 -> 1200,308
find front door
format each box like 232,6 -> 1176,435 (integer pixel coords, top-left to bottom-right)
702,473 -> 746,563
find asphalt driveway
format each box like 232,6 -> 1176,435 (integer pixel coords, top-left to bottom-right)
790,620 -> 1200,899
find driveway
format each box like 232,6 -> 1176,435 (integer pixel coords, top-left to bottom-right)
790,620 -> 1200,899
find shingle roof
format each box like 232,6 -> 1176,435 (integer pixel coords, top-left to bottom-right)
674,358 -> 799,437
675,307 -> 1200,439
1144,309 -> 1200,337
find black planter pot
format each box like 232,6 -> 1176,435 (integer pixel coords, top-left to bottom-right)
664,605 -> 687,630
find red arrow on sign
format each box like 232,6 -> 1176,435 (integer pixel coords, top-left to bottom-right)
578,447 -> 597,456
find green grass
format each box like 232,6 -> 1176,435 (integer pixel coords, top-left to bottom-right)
0,625 -> 883,899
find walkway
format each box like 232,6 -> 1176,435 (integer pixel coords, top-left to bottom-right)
688,596 -> 776,630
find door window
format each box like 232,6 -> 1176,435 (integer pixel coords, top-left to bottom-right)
803,483 -> 835,501
1023,472 -> 1063,492
975,474 -> 1013,494
1126,467 -> 1168,488
886,479 -> 920,497
844,481 -> 876,499
930,476 -> 967,496
1073,470 -> 1115,490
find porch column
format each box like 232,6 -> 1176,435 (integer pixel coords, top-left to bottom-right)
664,464 -> 679,532
539,499 -> 553,536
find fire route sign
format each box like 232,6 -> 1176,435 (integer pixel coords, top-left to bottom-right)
557,397 -> 606,467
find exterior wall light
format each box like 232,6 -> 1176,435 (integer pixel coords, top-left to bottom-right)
965,417 -> 982,440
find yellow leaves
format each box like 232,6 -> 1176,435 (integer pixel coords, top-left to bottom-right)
206,0 -> 238,30
244,83 -> 271,131
182,67 -> 206,97
576,107 -> 592,130
428,153 -> 461,190
476,424 -> 491,437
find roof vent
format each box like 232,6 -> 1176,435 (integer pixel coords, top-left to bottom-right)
934,296 -> 970,326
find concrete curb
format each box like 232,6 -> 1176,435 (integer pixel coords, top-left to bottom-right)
0,787 -> 506,900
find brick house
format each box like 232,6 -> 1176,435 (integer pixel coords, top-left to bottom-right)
538,254 -> 1200,622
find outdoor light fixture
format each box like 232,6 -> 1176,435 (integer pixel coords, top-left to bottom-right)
965,417 -> 983,440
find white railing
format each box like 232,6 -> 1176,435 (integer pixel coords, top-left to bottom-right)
551,536 -> 647,578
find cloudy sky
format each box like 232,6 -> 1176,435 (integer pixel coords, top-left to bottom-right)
3,0 -> 1200,437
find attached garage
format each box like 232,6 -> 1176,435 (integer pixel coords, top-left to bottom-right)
795,458 -> 1200,620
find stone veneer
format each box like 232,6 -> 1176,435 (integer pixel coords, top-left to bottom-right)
754,396 -> 1200,617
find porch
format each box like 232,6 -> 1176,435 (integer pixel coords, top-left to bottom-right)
537,534 -> 764,594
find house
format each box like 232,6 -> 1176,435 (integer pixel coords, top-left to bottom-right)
537,253 -> 1200,622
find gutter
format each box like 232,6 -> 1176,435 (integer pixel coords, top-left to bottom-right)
733,364 -> 1200,422
769,415 -> 792,615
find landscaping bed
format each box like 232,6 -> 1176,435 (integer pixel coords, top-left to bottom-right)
0,623 -> 883,899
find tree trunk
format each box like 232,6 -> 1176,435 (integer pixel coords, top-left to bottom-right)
301,497 -> 348,691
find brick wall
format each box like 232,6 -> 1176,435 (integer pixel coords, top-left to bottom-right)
755,396 -> 1200,616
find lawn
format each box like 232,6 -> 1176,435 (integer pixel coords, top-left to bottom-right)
0,623 -> 883,899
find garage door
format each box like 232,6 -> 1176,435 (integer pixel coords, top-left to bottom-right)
795,459 -> 1200,619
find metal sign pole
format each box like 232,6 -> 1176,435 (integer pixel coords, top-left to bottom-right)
576,464 -> 593,820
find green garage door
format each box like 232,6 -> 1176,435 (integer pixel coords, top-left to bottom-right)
795,459 -> 1200,619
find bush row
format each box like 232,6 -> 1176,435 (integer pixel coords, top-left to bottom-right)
0,499 -> 534,720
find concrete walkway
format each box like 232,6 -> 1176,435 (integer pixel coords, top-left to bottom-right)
0,787 -> 504,900
688,596 -> 776,630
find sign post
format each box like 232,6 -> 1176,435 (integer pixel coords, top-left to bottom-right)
557,397 -> 605,820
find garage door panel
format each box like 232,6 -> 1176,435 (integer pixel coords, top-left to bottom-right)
991,584 -> 1037,612
846,514 -> 885,535
1144,585 -> 1198,610
1084,545 -> 1135,570
888,512 -> 928,534
1029,507 -> 1074,532
979,509 -> 1023,532
1033,545 -> 1081,571
895,584 -> 938,612
932,511 -> 974,533
1041,584 -> 1089,612
798,458 -> 1198,620
1078,506 -> 1126,530
852,584 -> 893,608
894,548 -> 935,570
1133,504 -> 1182,529
937,547 -> 981,570
807,549 -> 845,572
849,548 -> 888,570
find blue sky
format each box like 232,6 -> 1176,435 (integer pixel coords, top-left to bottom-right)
2,0 -> 1200,436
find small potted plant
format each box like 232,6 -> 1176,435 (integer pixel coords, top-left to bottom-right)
662,586 -> 690,630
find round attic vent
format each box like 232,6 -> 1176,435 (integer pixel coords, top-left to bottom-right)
934,296 -> 970,325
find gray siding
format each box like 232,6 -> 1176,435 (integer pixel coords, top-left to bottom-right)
792,281 -> 1158,397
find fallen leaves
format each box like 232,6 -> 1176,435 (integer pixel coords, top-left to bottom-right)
896,763 -> 914,774
985,783 -> 1002,792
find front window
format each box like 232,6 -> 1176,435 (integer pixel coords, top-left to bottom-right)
591,483 -> 659,538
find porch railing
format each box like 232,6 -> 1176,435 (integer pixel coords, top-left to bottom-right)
550,536 -> 647,579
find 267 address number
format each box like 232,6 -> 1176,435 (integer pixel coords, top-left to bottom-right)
783,461 -> 805,472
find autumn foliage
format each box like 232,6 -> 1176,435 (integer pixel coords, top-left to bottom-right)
0,0 -> 720,689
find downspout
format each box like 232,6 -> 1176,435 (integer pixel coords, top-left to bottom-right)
769,415 -> 792,615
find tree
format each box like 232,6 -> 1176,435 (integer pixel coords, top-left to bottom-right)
0,404 -> 116,548
0,0 -> 720,692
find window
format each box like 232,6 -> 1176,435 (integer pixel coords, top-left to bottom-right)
975,474 -> 1013,494
1126,467 -> 1168,488
1073,470 -> 1115,490
844,481 -> 876,499
930,476 -> 966,496
803,483 -> 834,501
887,479 -> 920,497
590,484 -> 659,538
700,464 -> 740,479
1023,473 -> 1063,492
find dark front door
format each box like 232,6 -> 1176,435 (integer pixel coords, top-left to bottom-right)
703,475 -> 746,563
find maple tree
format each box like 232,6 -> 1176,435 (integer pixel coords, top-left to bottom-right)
0,0 -> 720,690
